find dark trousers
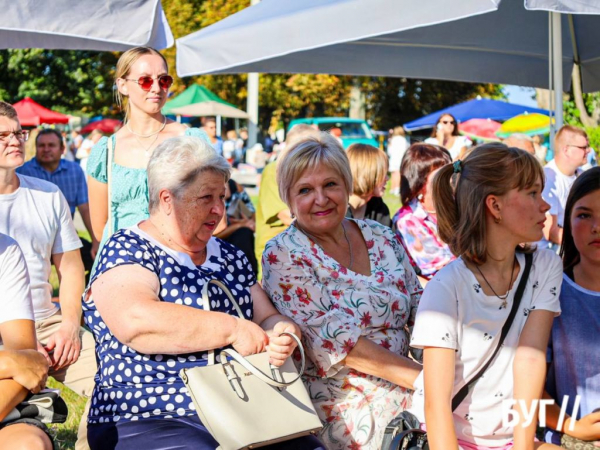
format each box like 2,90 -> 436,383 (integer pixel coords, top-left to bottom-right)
88,415 -> 325,450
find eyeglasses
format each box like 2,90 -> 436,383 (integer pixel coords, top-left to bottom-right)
124,75 -> 173,91
441,120 -> 455,125
0,130 -> 29,142
567,143 -> 590,151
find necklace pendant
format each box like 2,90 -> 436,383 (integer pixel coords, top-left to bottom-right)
500,299 -> 508,309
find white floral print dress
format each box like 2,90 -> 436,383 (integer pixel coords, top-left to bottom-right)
262,219 -> 422,450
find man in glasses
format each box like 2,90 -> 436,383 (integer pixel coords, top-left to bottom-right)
0,101 -> 95,450
541,125 -> 591,251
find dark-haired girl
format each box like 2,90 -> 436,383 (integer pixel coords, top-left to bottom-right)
544,166 -> 600,448
392,143 -> 455,282
409,144 -> 562,449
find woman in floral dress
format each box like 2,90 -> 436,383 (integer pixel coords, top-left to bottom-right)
262,132 -> 422,450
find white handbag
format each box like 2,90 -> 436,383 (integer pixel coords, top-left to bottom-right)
180,279 -> 323,450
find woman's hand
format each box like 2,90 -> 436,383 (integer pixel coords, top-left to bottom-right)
266,321 -> 300,367
564,412 -> 600,442
230,318 -> 269,357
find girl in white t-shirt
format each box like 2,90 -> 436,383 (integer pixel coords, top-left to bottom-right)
410,143 -> 562,450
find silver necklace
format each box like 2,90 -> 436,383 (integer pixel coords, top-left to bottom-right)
297,221 -> 353,269
127,115 -> 167,138
475,256 -> 517,309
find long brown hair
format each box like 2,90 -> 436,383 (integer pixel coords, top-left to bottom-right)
560,166 -> 600,272
433,143 -> 544,264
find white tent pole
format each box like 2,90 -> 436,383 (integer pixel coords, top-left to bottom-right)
548,12 -> 556,151
217,115 -> 222,137
246,0 -> 261,147
552,11 -> 564,132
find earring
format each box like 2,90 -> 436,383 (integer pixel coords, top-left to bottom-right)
291,212 -> 295,219
417,194 -> 424,201
494,216 -> 502,224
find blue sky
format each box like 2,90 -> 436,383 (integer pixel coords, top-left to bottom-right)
503,85 -> 538,107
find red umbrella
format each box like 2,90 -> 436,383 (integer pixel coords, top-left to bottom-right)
81,119 -> 122,134
458,118 -> 502,141
12,97 -> 69,126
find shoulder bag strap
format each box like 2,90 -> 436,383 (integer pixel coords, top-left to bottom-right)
451,252 -> 533,411
107,135 -> 115,235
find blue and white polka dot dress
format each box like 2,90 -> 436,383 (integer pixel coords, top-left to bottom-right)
83,226 -> 256,424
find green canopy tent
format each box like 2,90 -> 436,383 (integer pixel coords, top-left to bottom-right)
162,84 -> 248,135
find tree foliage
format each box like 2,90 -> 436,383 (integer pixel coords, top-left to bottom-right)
0,0 -> 500,131
0,49 -> 118,116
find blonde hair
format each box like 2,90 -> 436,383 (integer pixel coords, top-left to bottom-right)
347,143 -> 388,197
555,125 -> 588,152
115,46 -> 167,121
433,143 -> 544,264
277,132 -> 352,207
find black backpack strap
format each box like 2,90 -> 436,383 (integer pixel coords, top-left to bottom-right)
451,252 -> 533,411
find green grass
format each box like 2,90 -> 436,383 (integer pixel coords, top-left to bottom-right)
46,379 -> 86,450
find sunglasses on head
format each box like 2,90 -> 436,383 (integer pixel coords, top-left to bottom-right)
124,75 -> 173,91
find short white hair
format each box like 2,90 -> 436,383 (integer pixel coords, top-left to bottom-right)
147,136 -> 230,213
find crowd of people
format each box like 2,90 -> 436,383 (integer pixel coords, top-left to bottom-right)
0,45 -> 598,450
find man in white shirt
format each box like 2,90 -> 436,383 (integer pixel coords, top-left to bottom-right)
541,125 -> 591,249
0,101 -> 95,450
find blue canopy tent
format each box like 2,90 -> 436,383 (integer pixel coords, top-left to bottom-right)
403,98 -> 549,132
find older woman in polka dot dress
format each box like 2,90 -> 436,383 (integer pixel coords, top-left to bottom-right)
83,136 -> 324,450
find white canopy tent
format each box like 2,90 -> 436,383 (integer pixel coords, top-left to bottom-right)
1,0 -> 173,51
176,0 -> 600,135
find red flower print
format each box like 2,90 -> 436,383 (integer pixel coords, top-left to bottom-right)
391,300 -> 400,312
283,294 -> 292,302
291,310 -> 298,315
295,287 -> 312,304
322,340 -> 335,351
339,266 -> 348,275
379,339 -> 391,350
342,339 -> 355,354
316,366 -> 327,377
360,312 -> 372,327
332,290 -> 341,299
344,422 -> 354,437
315,310 -> 326,318
343,307 -> 355,317
266,252 -> 279,264
349,442 -> 362,450
365,239 -> 375,249
331,270 -> 339,279
376,271 -> 384,283
279,283 -> 292,293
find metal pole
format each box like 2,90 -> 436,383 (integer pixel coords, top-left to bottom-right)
552,12 -> 564,132
246,0 -> 261,147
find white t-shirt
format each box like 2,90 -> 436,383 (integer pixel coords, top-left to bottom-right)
425,135 -> 471,160
0,175 -> 82,321
388,135 -> 410,171
539,159 -> 580,248
0,233 -> 35,345
409,249 -> 562,447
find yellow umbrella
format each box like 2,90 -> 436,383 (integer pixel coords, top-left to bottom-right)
497,113 -> 553,138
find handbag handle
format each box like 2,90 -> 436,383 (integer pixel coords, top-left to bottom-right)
201,279 -> 306,386
219,332 -> 305,388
